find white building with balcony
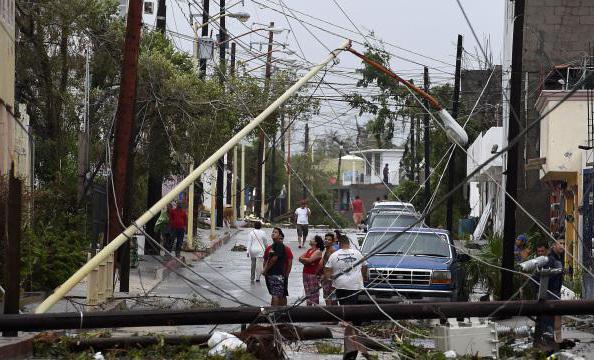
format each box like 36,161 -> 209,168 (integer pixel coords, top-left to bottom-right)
353,148 -> 405,186
467,127 -> 504,238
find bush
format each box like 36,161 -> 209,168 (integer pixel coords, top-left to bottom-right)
21,181 -> 88,291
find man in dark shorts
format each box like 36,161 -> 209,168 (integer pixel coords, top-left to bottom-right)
262,227 -> 292,306
262,242 -> 286,306
294,200 -> 311,248
264,228 -> 293,305
324,234 -> 368,359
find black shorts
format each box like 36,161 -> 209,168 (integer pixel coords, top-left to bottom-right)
336,289 -> 361,325
335,289 -> 359,305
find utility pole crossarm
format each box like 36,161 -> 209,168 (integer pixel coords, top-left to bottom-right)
34,39 -> 352,314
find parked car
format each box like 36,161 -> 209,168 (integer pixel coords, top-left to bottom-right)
372,201 -> 416,213
356,210 -> 424,245
361,227 -> 469,302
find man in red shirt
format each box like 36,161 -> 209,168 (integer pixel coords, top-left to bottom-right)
168,201 -> 188,258
351,195 -> 364,228
263,230 -> 294,306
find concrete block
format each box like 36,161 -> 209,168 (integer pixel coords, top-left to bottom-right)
579,15 -> 594,24
564,0 -> 584,7
543,13 -> 562,25
543,0 -> 565,6
554,6 -> 572,16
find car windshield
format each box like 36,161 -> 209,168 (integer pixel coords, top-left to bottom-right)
361,231 -> 450,258
369,214 -> 420,228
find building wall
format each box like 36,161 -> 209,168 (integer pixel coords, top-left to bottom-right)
537,91 -> 588,176
0,0 -> 16,175
461,66 -> 503,129
320,157 -> 365,185
502,0 -> 594,233
359,150 -> 404,185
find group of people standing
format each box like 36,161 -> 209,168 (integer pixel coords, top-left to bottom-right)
154,201 -> 188,258
247,221 -> 368,308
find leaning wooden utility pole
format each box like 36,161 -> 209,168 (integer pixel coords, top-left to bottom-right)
446,34 -> 463,234
423,67 -> 431,226
502,0 -> 525,300
108,0 -> 143,292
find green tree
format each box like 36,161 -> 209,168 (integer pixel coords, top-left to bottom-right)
346,44 -> 411,148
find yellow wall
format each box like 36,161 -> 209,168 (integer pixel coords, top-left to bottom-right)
320,157 -> 365,178
0,0 -> 16,175
0,0 -> 15,108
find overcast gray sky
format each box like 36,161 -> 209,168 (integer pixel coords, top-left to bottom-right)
163,0 -> 505,148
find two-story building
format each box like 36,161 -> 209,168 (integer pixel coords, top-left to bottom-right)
535,84 -> 590,280
0,0 -> 30,183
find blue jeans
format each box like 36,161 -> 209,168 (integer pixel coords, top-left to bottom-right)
172,228 -> 185,255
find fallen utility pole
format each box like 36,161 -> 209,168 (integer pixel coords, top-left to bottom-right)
10,300 -> 594,332
34,40 -> 352,314
446,34 -> 463,234
502,0 -> 525,300
54,325 -> 332,351
108,0 -> 143,292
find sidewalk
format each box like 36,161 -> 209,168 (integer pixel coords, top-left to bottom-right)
2,228 -> 236,359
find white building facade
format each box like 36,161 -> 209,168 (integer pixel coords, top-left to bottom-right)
353,148 -> 404,186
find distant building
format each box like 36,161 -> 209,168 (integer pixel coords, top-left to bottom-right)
320,154 -> 365,186
461,66 -> 503,129
352,148 -> 404,185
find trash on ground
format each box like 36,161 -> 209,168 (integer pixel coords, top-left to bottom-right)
207,331 -> 246,356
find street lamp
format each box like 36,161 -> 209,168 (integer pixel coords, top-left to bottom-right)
348,47 -> 469,146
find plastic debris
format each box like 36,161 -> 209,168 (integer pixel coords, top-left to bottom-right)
93,352 -> 105,360
444,350 -> 457,358
207,331 -> 247,356
547,351 -> 585,360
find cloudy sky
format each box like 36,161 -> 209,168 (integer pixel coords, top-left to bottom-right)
157,0 -> 505,148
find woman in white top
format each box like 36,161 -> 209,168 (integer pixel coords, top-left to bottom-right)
247,221 -> 268,282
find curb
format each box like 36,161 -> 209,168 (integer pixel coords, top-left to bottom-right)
0,333 -> 36,359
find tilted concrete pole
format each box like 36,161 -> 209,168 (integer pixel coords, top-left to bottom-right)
34,39 -> 351,313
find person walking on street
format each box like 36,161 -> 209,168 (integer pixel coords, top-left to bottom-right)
351,195 -> 364,229
263,227 -> 293,306
321,232 -> 338,306
299,235 -> 324,305
247,221 -> 268,283
294,200 -> 311,248
155,203 -> 173,255
168,201 -> 188,258
324,234 -> 369,360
